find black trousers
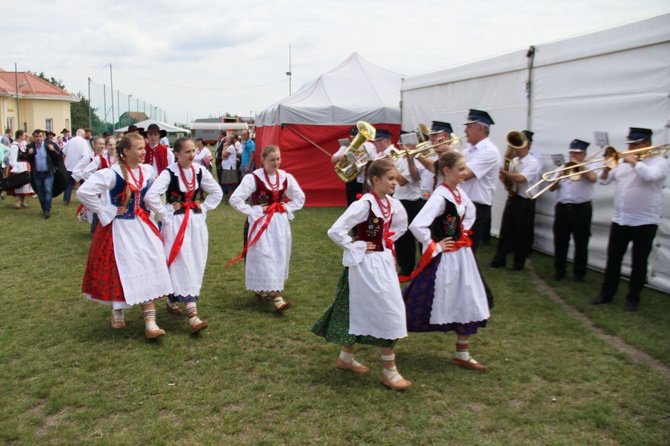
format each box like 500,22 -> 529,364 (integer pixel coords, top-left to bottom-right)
600,222 -> 658,303
492,196 -> 535,267
345,181 -> 363,206
470,202 -> 491,254
395,198 -> 424,276
553,202 -> 592,278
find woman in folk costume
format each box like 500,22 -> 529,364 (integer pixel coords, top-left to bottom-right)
145,137 -> 222,334
73,136 -> 106,227
312,158 -> 412,391
77,133 -> 172,339
227,145 -> 305,312
8,130 -> 36,208
402,151 -> 490,371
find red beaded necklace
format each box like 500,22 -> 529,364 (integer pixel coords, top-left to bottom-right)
126,164 -> 144,190
264,170 -> 280,193
373,192 -> 392,219
442,183 -> 462,205
178,164 -> 196,192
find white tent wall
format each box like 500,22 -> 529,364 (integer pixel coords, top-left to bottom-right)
401,13 -> 670,292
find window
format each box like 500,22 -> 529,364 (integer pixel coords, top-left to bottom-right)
65,119 -> 69,131
45,118 -> 53,132
6,117 -> 13,133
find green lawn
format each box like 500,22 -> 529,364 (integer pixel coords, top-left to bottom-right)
0,195 -> 668,445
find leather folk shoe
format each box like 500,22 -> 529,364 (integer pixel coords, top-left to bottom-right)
166,299 -> 183,315
145,328 -> 166,339
190,319 -> 209,334
452,357 -> 487,371
337,357 -> 370,374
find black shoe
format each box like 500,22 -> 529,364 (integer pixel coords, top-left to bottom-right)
512,263 -> 524,271
623,300 -> 638,312
552,273 -> 566,281
591,295 -> 612,305
490,259 -> 506,268
574,276 -> 585,283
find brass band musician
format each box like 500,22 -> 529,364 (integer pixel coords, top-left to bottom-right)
549,139 -> 597,283
490,130 -> 540,270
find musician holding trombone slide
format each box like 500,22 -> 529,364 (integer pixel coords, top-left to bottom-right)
547,139 -> 597,283
592,127 -> 669,311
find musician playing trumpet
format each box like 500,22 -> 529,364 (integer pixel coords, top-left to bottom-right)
490,130 -> 540,271
331,126 -> 376,206
592,127 -> 669,311
548,139 -> 597,283
415,121 -> 457,199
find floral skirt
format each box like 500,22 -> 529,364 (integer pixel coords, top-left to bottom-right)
403,256 -> 487,335
311,268 -> 396,348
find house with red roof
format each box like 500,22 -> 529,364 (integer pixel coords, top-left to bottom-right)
0,69 -> 79,135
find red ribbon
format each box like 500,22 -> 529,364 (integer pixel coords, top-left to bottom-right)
127,182 -> 161,239
398,229 -> 473,283
75,203 -> 84,217
225,202 -> 286,267
167,201 -> 199,267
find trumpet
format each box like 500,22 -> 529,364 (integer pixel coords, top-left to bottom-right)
526,143 -> 670,199
389,134 -> 463,162
334,121 -> 376,182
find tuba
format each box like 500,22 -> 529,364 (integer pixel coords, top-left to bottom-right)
503,131 -> 528,196
334,121 -> 376,182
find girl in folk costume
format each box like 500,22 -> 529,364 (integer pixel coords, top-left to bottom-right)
145,138 -> 222,334
312,158 -> 412,391
8,130 -> 36,208
227,145 -> 305,312
77,133 -> 173,339
402,151 -> 490,371
73,137 -> 105,226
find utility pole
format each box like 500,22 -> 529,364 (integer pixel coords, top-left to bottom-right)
286,44 -> 292,96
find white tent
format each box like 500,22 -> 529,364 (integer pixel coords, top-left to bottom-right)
401,13 -> 670,292
256,52 -> 403,127
255,53 -> 404,206
116,119 -> 190,134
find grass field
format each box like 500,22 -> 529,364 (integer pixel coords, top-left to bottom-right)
1,194 -> 669,445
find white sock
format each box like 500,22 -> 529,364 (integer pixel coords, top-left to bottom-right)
273,296 -> 285,308
339,351 -> 353,363
112,309 -> 124,322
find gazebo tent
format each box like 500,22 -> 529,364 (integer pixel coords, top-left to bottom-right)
255,53 -> 403,206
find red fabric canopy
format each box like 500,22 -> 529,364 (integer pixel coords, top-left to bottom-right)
255,123 -> 400,207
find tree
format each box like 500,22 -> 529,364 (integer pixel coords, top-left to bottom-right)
28,71 -> 66,90
71,94 -> 110,135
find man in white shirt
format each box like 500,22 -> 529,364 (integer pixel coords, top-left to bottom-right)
592,127 -> 669,311
490,130 -> 540,270
62,129 -> 93,205
374,129 -> 422,277
460,109 -> 502,253
331,126 -> 375,205
549,139 -> 597,282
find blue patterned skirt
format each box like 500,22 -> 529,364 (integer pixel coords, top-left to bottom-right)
403,256 -> 487,335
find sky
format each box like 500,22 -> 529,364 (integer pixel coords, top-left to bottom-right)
3,0 -> 669,126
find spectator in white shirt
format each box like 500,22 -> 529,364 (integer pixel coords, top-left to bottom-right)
592,127 -> 669,311
62,129 -> 93,205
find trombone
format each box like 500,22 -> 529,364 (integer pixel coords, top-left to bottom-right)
526,143 -> 670,200
389,133 -> 463,162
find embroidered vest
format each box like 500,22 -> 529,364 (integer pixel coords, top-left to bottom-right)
356,202 -> 390,252
250,172 -> 287,206
109,171 -> 150,219
430,197 -> 462,242
145,143 -> 169,175
166,168 -> 203,215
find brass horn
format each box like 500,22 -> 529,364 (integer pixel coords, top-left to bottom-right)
502,131 -> 529,196
334,121 -> 376,182
388,134 -> 463,162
